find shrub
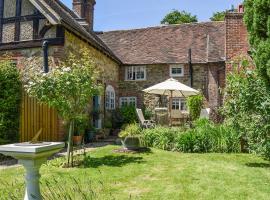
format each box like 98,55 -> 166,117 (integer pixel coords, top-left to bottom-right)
223,56 -> 270,159
0,60 -> 21,144
187,94 -> 203,121
119,123 -> 141,138
141,126 -> 183,151
174,119 -> 241,153
120,105 -> 137,123
140,119 -> 241,153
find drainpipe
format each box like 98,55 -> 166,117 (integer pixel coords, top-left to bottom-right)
42,40 -> 49,73
188,48 -> 193,88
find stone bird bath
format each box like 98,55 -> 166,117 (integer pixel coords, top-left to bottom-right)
0,142 -> 64,200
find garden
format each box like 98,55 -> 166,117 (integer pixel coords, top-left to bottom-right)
0,0 -> 270,199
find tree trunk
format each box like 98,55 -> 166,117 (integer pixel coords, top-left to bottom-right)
67,119 -> 74,167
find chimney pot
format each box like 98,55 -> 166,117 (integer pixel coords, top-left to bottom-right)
72,0 -> 96,31
238,4 -> 244,13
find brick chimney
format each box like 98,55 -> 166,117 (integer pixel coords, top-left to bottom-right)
73,0 -> 96,31
225,5 -> 249,72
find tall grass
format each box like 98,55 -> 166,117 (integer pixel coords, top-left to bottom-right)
140,119 -> 241,153
0,175 -> 114,200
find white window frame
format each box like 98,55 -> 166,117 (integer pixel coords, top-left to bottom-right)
170,65 -> 184,77
105,85 -> 115,110
119,97 -> 137,107
125,66 -> 146,81
171,98 -> 187,111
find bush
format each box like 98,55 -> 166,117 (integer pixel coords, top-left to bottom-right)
187,94 -> 203,121
0,60 -> 21,144
141,126 -> 184,151
120,105 -> 137,123
174,119 -> 240,153
119,123 -> 141,138
140,119 -> 241,153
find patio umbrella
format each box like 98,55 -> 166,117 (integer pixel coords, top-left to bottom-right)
143,78 -> 199,125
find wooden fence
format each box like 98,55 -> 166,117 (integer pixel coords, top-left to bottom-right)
19,92 -> 60,142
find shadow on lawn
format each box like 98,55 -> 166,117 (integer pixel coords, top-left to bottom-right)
245,162 -> 270,168
82,155 -> 144,168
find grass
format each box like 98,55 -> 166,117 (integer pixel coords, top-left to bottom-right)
0,145 -> 270,199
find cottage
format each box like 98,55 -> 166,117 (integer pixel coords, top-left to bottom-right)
0,0 -> 248,141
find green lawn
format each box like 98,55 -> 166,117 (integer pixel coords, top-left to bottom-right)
1,145 -> 270,200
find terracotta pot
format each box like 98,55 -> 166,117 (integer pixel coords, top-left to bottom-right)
73,136 -> 82,145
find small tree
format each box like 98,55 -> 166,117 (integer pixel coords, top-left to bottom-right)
187,94 -> 203,121
244,0 -> 270,87
210,11 -> 226,21
22,48 -> 102,166
161,10 -> 197,25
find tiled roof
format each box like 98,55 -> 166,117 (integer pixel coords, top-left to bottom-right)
98,22 -> 226,65
34,0 -> 121,64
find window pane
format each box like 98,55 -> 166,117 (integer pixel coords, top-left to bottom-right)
171,66 -> 183,76
135,66 -> 145,80
126,67 -> 133,80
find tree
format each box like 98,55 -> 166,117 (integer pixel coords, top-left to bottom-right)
161,10 -> 198,25
22,48 -> 102,166
223,55 -> 270,159
244,0 -> 270,87
210,11 -> 226,21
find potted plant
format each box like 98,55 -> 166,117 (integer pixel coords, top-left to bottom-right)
119,123 -> 142,150
103,120 -> 113,138
73,115 -> 88,145
85,124 -> 97,143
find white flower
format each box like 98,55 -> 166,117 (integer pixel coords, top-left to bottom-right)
29,81 -> 34,85
66,81 -> 70,85
63,67 -> 71,72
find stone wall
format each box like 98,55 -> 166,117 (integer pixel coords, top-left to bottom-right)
64,30 -> 120,123
119,63 -> 225,110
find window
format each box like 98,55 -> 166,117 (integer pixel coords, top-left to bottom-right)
120,97 -> 137,107
170,65 -> 184,77
125,66 -> 146,81
172,98 -> 187,111
105,85 -> 115,110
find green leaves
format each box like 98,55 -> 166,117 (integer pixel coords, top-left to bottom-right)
187,94 -> 204,121
161,10 -> 198,25
210,11 -> 226,21
0,60 -> 21,144
22,48 -> 102,121
223,57 -> 270,159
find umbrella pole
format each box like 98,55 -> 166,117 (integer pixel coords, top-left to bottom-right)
170,90 -> 172,126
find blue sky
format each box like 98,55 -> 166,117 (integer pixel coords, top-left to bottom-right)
62,0 -> 243,31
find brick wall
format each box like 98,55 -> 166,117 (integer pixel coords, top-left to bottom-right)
225,12 -> 249,72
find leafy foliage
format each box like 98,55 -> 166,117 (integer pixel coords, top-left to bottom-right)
210,11 -> 226,21
187,94 -> 203,121
119,123 -> 141,138
174,119 -> 240,153
22,47 -> 102,166
120,105 -> 137,123
223,56 -> 270,159
244,0 -> 270,86
140,119 -> 240,153
161,10 -> 198,25
0,60 -> 21,144
141,126 -> 183,150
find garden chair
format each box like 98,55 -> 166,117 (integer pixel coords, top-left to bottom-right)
136,108 -> 155,129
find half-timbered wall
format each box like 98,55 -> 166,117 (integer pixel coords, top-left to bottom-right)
0,0 -> 62,47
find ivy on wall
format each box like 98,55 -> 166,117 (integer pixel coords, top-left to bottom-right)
0,60 -> 21,144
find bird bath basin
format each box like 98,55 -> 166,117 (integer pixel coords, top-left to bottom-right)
0,142 -> 65,200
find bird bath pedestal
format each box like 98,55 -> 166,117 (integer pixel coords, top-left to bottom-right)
0,142 -> 65,200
